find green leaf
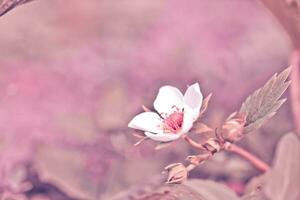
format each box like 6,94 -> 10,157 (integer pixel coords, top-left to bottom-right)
240,67 -> 291,133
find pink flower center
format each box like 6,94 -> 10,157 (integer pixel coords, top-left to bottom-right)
163,111 -> 184,134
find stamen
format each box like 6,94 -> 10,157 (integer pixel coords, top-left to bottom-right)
163,107 -> 184,134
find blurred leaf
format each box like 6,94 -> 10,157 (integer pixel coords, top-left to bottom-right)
34,146 -> 98,200
135,184 -> 205,200
58,114 -> 99,143
118,179 -> 240,200
240,67 -> 291,133
263,133 -> 300,200
240,194 -> 268,200
1,192 -> 28,200
184,179 -> 240,200
241,174 -> 268,200
96,83 -> 130,130
242,133 -> 300,200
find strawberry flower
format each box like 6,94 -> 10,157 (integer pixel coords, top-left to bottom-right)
128,83 -> 203,142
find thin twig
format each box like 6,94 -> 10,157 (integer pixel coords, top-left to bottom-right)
223,142 -> 270,172
186,163 -> 197,172
182,135 -> 206,150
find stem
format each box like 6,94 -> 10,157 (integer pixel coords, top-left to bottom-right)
182,135 -> 206,150
224,143 -> 270,172
186,164 -> 197,172
182,136 -> 270,173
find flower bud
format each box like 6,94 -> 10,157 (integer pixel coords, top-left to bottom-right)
164,163 -> 188,184
203,138 -> 221,154
186,153 -> 211,165
221,112 -> 246,142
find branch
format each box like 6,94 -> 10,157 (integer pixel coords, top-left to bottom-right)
182,135 -> 206,151
182,135 -> 270,172
223,142 -> 270,172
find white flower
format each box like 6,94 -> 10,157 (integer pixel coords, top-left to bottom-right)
128,83 -> 203,142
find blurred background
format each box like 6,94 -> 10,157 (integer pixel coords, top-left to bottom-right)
0,0 -> 298,199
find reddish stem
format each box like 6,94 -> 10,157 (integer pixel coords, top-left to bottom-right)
182,135 -> 270,172
224,143 -> 270,172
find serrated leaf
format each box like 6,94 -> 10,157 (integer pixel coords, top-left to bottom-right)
240,67 -> 291,133
243,98 -> 286,133
184,179 -> 240,200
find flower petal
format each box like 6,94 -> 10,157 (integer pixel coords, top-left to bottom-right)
128,112 -> 163,134
144,131 -> 180,142
180,108 -> 194,134
183,83 -> 203,120
153,85 -> 184,115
